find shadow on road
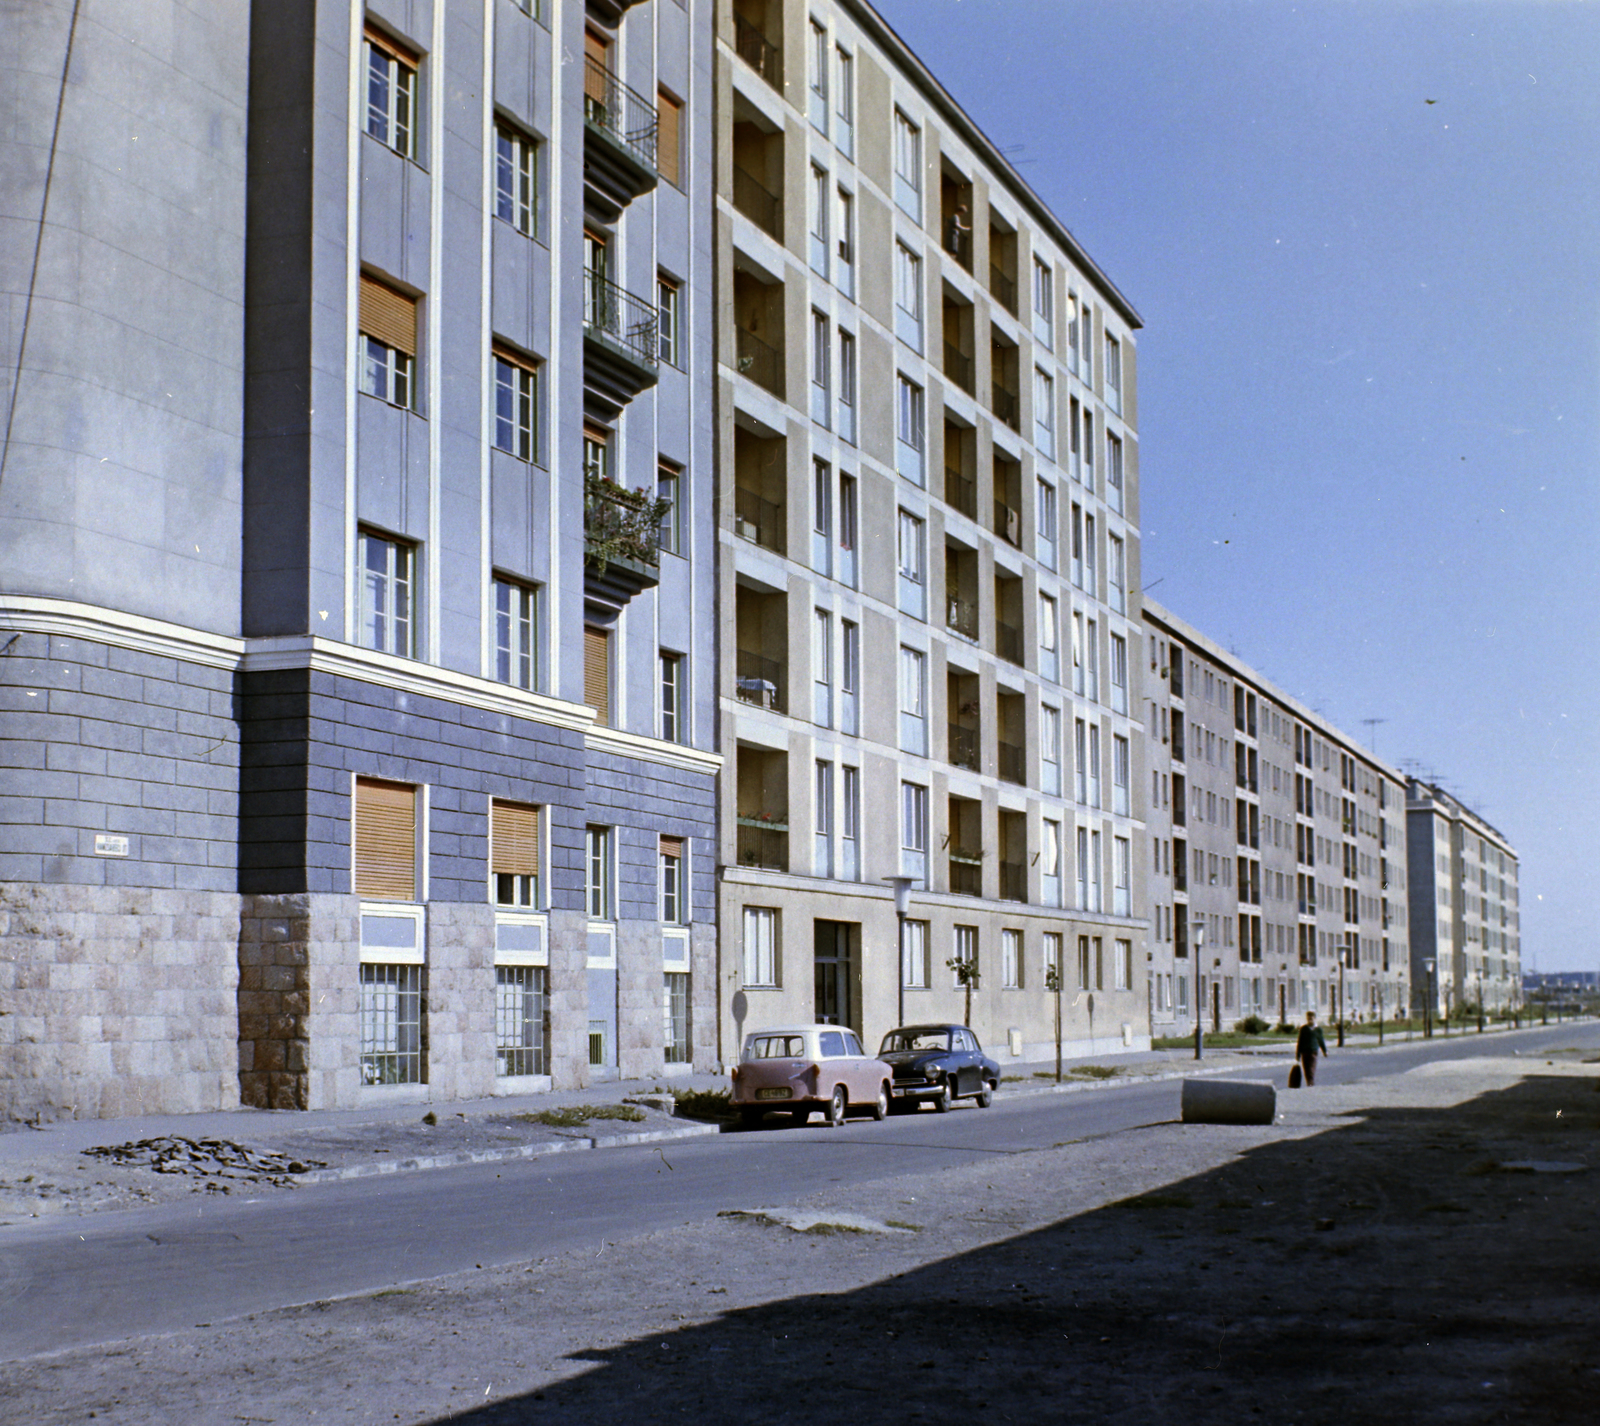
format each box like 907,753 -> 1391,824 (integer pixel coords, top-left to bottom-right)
433,1072 -> 1599,1425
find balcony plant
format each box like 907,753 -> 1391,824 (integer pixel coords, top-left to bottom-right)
584,474 -> 673,577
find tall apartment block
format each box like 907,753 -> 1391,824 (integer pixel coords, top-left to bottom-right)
714,0 -> 1148,1064
1405,780 -> 1520,1017
1142,603 -> 1411,1036
1,0 -> 718,1120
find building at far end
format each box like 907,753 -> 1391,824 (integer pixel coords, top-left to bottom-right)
1406,780 -> 1520,1018
1143,603 -> 1411,1038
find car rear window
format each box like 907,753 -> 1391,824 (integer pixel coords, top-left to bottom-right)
882,1029 -> 951,1053
818,1031 -> 847,1057
746,1034 -> 807,1060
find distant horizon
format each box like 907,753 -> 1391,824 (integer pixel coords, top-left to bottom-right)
874,0 -> 1600,972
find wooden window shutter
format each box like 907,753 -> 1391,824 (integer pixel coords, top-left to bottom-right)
355,777 -> 416,901
360,274 -> 417,356
584,626 -> 610,725
364,22 -> 418,64
585,29 -> 610,106
659,835 -> 684,860
492,801 -> 541,877
657,90 -> 681,184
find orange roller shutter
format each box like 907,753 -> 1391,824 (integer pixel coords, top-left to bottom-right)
492,801 -> 541,877
360,274 -> 417,356
584,626 -> 610,725
657,90 -> 681,184
355,778 -> 416,901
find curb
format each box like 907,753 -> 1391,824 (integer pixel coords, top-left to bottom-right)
295,1119 -> 722,1186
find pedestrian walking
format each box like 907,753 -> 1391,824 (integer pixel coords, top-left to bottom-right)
1295,1010 -> 1328,1086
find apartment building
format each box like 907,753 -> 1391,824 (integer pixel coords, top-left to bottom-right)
1143,604 -> 1411,1037
1,0 -> 718,1119
714,0 -> 1148,1066
1406,780 -> 1521,1017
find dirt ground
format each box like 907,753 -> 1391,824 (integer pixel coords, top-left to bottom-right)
2,1049 -> 1596,1425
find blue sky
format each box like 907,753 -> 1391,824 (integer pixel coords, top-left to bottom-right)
873,0 -> 1600,971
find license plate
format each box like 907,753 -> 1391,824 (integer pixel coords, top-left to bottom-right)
756,1087 -> 792,1100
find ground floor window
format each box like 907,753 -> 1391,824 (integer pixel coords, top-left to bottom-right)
359,963 -> 423,1084
664,972 -> 691,1064
589,1020 -> 608,1067
496,964 -> 548,1077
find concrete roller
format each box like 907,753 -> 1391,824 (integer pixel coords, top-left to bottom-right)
1181,1078 -> 1277,1125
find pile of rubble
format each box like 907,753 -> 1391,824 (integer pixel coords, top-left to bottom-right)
82,1137 -> 326,1189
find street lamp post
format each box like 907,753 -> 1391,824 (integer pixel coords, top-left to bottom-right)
1192,922 -> 1206,1060
884,876 -> 915,1033
1278,961 -> 1288,1032
1423,957 -> 1436,1038
1337,948 -> 1347,1048
1374,969 -> 1384,1046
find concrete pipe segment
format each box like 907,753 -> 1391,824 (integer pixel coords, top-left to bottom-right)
1180,1079 -> 1277,1125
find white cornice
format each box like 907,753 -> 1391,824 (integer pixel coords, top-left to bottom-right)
0,596 -> 244,670
586,724 -> 722,776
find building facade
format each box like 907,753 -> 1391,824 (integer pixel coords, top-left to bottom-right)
714,0 -> 1149,1067
1143,604 -> 1411,1037
1406,779 -> 1520,1018
1,0 -> 720,1120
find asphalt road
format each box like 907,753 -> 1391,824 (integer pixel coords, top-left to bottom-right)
1,1022 -> 1592,1364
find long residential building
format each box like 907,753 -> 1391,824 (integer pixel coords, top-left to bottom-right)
1142,603 -> 1412,1037
713,0 -> 1149,1066
2,0 -> 720,1120
1406,780 -> 1521,1016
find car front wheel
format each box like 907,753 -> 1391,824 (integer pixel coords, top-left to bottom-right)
933,1077 -> 952,1113
826,1085 -> 848,1127
976,1083 -> 994,1109
872,1083 -> 889,1121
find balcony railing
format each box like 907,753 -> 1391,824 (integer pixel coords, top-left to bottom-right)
943,228 -> 971,270
996,619 -> 1024,667
997,739 -> 1025,785
950,852 -> 983,897
990,263 -> 1017,314
734,14 -> 782,88
944,467 -> 976,519
584,269 -> 659,373
733,486 -> 783,552
736,819 -> 788,871
944,343 -> 973,394
735,325 -> 782,395
947,723 -> 979,772
991,381 -> 1019,429
946,594 -> 979,641
584,473 -> 667,573
736,647 -> 784,712
999,862 -> 1026,903
733,164 -> 783,239
583,55 -> 659,174
993,499 -> 1020,546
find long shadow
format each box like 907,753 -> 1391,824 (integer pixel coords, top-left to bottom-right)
433,1073 -> 1600,1425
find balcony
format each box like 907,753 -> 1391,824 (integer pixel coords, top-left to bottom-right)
990,263 -> 1017,315
944,466 -> 976,520
946,593 -> 979,642
584,474 -> 667,606
998,739 -> 1024,785
995,620 -> 1023,667
998,861 -> 1026,903
737,818 -> 787,871
733,163 -> 782,240
944,342 -> 974,396
990,380 -> 1019,431
948,722 -> 979,772
735,325 -> 782,396
734,13 -> 782,90
583,56 -> 659,219
736,647 -> 784,712
950,851 -> 983,897
583,270 -> 659,417
734,486 -> 783,552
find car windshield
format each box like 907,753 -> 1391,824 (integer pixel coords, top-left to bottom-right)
745,1034 -> 807,1060
881,1029 -> 951,1053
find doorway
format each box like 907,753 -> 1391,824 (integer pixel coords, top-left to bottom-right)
813,920 -> 860,1035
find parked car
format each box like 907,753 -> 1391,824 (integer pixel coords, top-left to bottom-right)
730,1024 -> 893,1128
877,1024 -> 999,1112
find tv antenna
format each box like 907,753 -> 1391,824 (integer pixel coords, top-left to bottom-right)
1360,717 -> 1388,754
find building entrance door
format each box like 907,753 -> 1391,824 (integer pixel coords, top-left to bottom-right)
813,920 -> 860,1035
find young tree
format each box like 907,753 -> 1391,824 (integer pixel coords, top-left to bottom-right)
946,951 -> 980,1028
1045,963 -> 1063,1082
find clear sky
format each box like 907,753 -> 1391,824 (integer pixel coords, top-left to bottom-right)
872,0 -> 1600,972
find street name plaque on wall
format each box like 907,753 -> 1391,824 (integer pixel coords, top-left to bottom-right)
93,834 -> 130,857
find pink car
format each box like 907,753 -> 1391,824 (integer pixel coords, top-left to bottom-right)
730,1024 -> 893,1128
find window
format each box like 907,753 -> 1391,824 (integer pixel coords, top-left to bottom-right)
496,964 -> 547,1078
1034,368 -> 1055,457
902,918 -> 930,989
743,906 -> 778,986
835,187 -> 855,287
359,275 -> 416,409
355,777 -> 417,901
1077,934 -> 1091,989
360,962 -> 422,1084
1036,479 -> 1057,560
493,348 -> 538,459
1071,612 -> 1085,695
660,835 -> 684,923
1106,433 -> 1124,513
837,329 -> 857,441
1086,618 -> 1100,702
1042,819 -> 1062,905
1041,705 -> 1062,796
809,165 -> 830,275
897,510 -> 924,589
1108,534 -> 1126,613
952,924 -> 978,986
657,276 -> 681,367
1114,836 -> 1131,916
841,764 -> 860,878
583,625 -> 611,725
1032,257 -> 1053,345
657,88 -> 682,186
1074,718 -> 1088,803
814,761 -> 834,876
1044,931 -> 1062,988
657,460 -> 682,555
835,46 -> 854,151
811,310 -> 831,425
902,781 -> 928,858
808,19 -> 829,129
1075,827 -> 1090,910
660,651 -> 684,742
1084,513 -> 1097,596
813,608 -> 832,727
495,125 -> 537,235
364,28 -> 416,158
1090,830 -> 1103,911
1110,633 -> 1128,713
897,373 -> 925,482
899,645 -> 926,753
583,423 -> 610,483
493,576 -> 537,690
1112,734 -> 1130,816
1105,335 -> 1123,414
841,617 -> 860,733
1088,723 -> 1102,808
585,825 -> 613,920
359,529 -> 414,656
895,242 -> 922,327
1114,938 -> 1132,991
663,971 -> 691,1063
1039,592 -> 1058,671
893,110 -> 922,214
1068,294 -> 1081,376
994,927 -> 1020,989
813,458 -> 832,550
491,799 -> 541,907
